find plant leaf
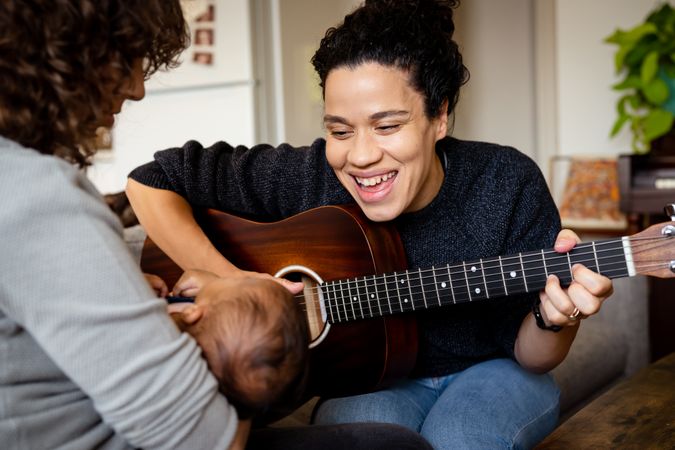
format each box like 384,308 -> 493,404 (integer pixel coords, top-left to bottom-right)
624,37 -> 658,68
605,22 -> 657,45
640,51 -> 659,84
617,95 -> 630,115
665,63 -> 675,79
642,77 -> 670,104
643,108 -> 674,141
610,113 -> 630,137
612,75 -> 642,91
608,23 -> 658,72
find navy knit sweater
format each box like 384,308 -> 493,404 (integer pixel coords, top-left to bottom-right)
129,136 -> 561,377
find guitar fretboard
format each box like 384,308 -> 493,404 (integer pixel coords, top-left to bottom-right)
321,237 -> 631,324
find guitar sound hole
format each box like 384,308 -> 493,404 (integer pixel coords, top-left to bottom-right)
277,267 -> 329,348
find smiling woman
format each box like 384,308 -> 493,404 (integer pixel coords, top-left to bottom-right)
323,63 -> 447,221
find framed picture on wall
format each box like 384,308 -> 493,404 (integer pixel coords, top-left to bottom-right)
549,156 -> 628,232
146,0 -> 246,91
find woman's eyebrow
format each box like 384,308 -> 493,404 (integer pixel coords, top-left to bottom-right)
323,110 -> 410,125
369,110 -> 410,121
323,114 -> 350,125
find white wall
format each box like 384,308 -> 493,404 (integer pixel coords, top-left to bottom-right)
87,0 -> 255,194
453,0 -> 537,159
555,0 -> 658,156
452,0 -> 658,165
276,0 -> 361,146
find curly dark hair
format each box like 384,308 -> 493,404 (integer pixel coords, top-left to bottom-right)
311,0 -> 469,119
0,0 -> 188,166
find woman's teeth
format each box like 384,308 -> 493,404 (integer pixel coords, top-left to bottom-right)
356,171 -> 396,187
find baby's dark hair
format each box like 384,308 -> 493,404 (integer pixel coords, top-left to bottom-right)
208,282 -> 309,419
311,0 -> 469,118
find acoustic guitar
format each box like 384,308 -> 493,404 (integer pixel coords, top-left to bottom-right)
141,203 -> 675,398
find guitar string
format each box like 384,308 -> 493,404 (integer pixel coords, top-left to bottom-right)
296,262 -> 669,321
303,234 -> 668,297
293,260 -> 666,312
293,239 -> 671,308
296,238 -> 668,314
295,261 -> 668,317
291,236 -> 671,301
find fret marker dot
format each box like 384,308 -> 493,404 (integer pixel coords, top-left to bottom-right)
404,298 -> 409,303
510,271 -> 517,278
471,266 -> 477,272
370,294 -> 375,298
475,288 -> 481,294
441,282 -> 447,288
400,280 -> 405,284
353,297 -> 357,301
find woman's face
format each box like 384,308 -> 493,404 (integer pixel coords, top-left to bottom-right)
100,58 -> 146,128
323,62 -> 447,222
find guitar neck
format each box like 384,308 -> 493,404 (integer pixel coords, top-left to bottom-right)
322,236 -> 634,324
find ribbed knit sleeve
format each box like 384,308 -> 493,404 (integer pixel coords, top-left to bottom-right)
1,141 -> 237,450
129,139 -> 351,220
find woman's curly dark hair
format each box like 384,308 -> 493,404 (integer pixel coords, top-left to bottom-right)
311,0 -> 469,119
0,0 -> 189,166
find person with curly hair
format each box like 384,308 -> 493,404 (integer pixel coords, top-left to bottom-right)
126,0 -> 615,448
0,1 -> 254,449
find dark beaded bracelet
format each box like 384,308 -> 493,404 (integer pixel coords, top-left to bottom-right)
532,298 -> 563,332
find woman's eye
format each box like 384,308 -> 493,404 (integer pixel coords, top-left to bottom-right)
376,124 -> 400,133
329,130 -> 353,139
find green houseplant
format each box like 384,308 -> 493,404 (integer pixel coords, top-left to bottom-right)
605,3 -> 675,153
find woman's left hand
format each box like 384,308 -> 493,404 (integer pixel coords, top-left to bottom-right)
538,229 -> 614,328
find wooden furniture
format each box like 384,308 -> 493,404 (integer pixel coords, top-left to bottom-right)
618,154 -> 675,361
537,352 -> 675,449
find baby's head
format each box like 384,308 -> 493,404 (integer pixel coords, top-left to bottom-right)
172,277 -> 309,418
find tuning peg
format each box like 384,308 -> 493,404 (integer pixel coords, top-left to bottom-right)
666,204 -> 675,221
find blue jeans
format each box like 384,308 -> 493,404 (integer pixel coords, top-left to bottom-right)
312,359 -> 559,450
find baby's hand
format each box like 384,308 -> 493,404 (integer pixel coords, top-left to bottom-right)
172,269 -> 219,297
144,273 -> 169,297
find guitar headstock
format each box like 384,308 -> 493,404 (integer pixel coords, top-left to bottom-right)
629,204 -> 675,278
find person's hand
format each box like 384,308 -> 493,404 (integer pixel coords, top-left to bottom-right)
172,269 -> 220,297
173,268 -> 304,298
232,269 -> 305,295
538,229 -> 614,327
144,273 -> 169,297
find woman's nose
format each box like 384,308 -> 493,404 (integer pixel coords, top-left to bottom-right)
122,59 -> 146,101
348,132 -> 383,167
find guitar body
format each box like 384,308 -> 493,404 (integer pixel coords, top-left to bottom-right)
141,204 -> 418,398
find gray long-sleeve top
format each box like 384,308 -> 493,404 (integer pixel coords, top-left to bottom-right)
0,136 -> 236,449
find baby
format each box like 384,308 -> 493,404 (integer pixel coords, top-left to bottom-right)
165,273 -> 309,419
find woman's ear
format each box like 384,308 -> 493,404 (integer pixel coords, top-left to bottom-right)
435,100 -> 449,140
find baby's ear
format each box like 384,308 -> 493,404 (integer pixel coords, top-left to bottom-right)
170,304 -> 205,330
181,304 -> 205,326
